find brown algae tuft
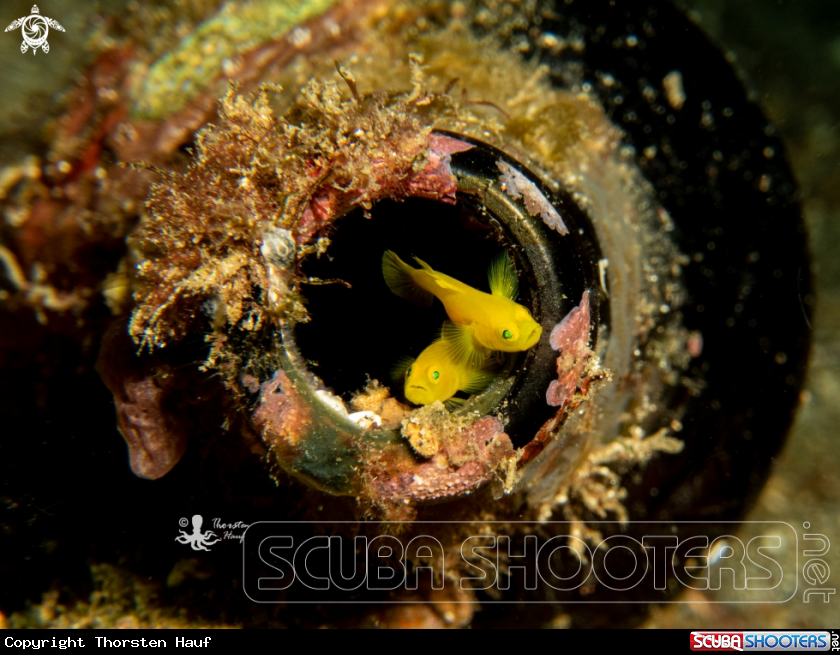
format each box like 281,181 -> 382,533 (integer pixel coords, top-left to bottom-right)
128,69 -> 465,383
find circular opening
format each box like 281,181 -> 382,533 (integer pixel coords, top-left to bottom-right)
290,136 -> 606,448
294,197 -> 534,402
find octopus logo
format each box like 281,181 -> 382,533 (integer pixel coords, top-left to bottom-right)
175,515 -> 220,552
4,5 -> 65,55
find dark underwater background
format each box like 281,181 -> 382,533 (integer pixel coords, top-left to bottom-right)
0,0 -> 837,628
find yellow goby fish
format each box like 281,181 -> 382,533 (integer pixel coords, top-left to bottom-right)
394,331 -> 496,407
382,250 -> 542,365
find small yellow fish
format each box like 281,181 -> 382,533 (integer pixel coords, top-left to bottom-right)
383,250 -> 542,365
394,331 -> 496,407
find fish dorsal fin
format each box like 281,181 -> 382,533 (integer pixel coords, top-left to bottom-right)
461,367 -> 498,395
441,321 -> 487,369
412,256 -> 435,273
413,256 -> 460,292
487,252 -> 519,300
390,356 -> 415,386
382,251 -> 433,307
444,397 -> 467,411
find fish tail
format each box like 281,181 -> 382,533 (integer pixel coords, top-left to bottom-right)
382,251 -> 434,307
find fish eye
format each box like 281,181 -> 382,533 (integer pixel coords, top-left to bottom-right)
502,329 -> 513,340
406,367 -> 412,377
433,370 -> 440,380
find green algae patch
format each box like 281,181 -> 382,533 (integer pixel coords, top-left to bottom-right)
134,0 -> 340,119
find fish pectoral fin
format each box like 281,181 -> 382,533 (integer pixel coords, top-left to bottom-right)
441,322 -> 487,369
382,251 -> 433,307
461,368 -> 498,395
490,350 -> 506,365
444,397 -> 467,411
487,251 -> 519,300
390,356 -> 416,386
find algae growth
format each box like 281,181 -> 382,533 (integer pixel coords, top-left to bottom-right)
134,0 -> 342,118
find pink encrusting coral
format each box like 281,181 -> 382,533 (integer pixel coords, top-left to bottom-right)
546,290 -> 592,407
294,132 -> 472,245
364,417 -> 514,504
517,291 -> 595,467
496,160 -> 569,235
252,366 -> 517,511
251,370 -> 332,487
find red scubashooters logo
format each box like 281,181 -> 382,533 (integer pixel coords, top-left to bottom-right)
691,633 -> 744,652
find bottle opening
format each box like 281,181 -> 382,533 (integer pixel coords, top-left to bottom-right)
295,196 -> 535,406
